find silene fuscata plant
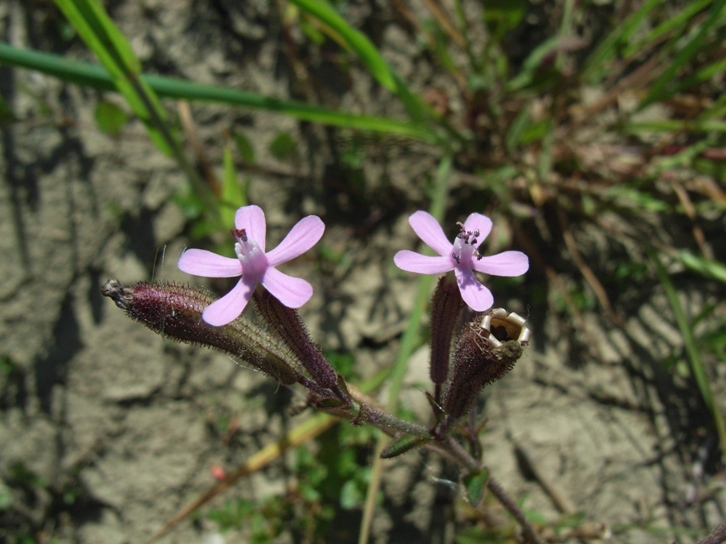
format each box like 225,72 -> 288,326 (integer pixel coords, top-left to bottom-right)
102,205 -> 542,543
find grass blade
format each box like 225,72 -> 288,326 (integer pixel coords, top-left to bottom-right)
672,251 -> 726,283
0,43 -> 434,141
622,0 -> 713,58
288,0 -> 432,127
54,0 -> 177,155
220,139 -> 248,227
288,0 -> 396,91
651,250 -> 726,463
581,0 -> 662,84
640,0 -> 726,107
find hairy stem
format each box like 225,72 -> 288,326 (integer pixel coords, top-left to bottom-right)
487,476 -> 545,544
429,438 -> 544,544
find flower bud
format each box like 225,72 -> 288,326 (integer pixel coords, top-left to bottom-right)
429,275 -> 467,388
253,290 -> 348,403
442,309 -> 530,420
101,280 -> 302,385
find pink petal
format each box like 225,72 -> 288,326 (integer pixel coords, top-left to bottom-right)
454,267 -> 494,312
178,249 -> 241,278
463,213 -> 492,247
202,278 -> 255,326
235,205 -> 267,252
261,267 -> 313,308
408,211 -> 453,256
266,215 -> 325,267
472,251 -> 529,277
393,251 -> 453,274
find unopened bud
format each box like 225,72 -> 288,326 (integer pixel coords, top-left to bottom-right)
253,290 -> 348,403
101,280 -> 302,385
442,309 -> 530,420
429,276 -> 466,388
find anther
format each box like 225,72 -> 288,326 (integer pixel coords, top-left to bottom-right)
231,228 -> 248,244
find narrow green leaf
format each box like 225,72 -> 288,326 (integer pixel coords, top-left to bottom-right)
220,142 -> 247,227
606,186 -> 671,212
288,0 -> 396,91
506,35 -> 564,92
484,0 -> 526,35
673,251 -> 726,283
380,435 -> 432,459
505,108 -> 531,152
233,131 -> 256,164
641,0 -> 726,107
660,56 -> 726,100
269,132 -> 299,162
621,119 -> 726,134
651,250 -> 726,462
288,0 -> 431,127
622,0 -> 713,58
93,100 -> 128,135
54,0 -> 176,155
0,95 -> 14,125
463,468 -> 489,506
0,44 -> 433,141
581,0 -> 662,83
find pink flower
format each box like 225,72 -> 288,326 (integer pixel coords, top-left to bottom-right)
393,211 -> 529,311
178,205 -> 324,326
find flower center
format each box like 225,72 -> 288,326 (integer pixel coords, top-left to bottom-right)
232,229 -> 268,278
451,222 -> 481,267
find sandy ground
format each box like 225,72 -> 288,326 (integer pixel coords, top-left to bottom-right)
1,1 -> 724,543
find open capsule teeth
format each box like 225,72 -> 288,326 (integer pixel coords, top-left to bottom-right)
518,327 -> 532,345
491,308 -> 508,319
507,312 -> 527,327
479,308 -> 531,347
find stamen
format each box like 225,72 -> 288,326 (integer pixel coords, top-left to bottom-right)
231,228 -> 248,244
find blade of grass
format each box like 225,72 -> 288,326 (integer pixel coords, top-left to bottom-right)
220,137 -> 248,227
0,43 -> 434,141
622,0 -> 713,58
581,0 -> 662,84
287,0 -> 431,128
506,35 -> 571,92
54,0 -> 176,156
289,0 -> 396,91
640,0 -> 726,107
53,0 -> 224,220
651,249 -> 726,463
358,154 -> 452,544
655,55 -> 726,102
621,119 -> 726,134
147,73 -> 433,140
672,250 -> 726,283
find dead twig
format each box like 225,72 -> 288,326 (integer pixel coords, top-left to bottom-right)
695,522 -> 726,544
423,0 -> 466,49
556,205 -> 625,328
513,441 -> 577,515
177,100 -> 220,196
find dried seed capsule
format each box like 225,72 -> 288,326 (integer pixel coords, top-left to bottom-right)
101,280 -> 302,385
442,308 -> 530,420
